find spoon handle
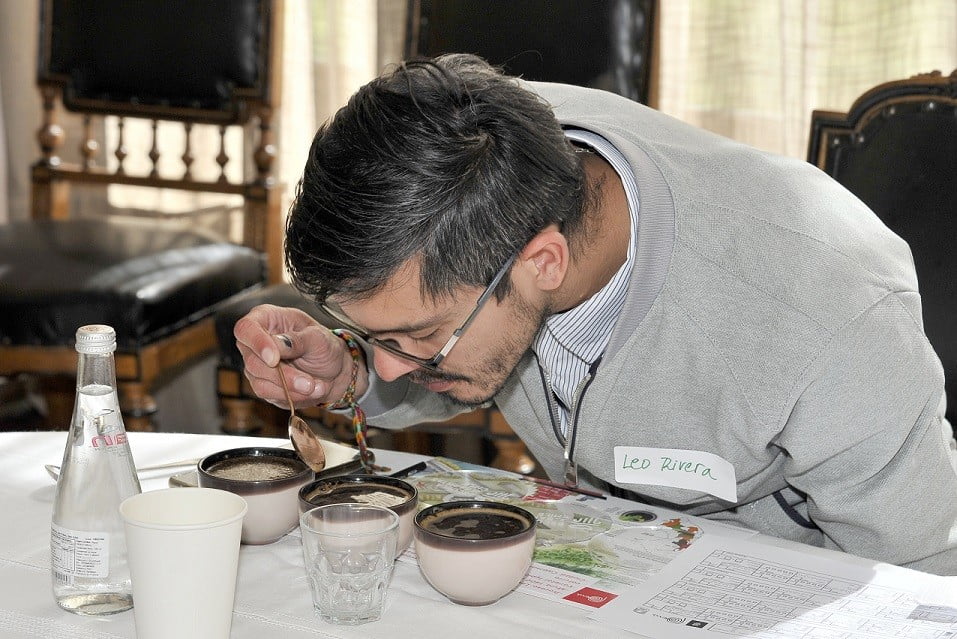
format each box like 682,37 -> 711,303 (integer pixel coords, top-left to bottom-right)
276,365 -> 296,410
45,457 -> 202,481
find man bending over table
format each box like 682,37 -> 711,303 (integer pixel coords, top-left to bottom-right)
235,54 -> 957,575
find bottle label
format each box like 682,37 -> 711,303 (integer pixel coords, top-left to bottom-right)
51,523 -> 110,584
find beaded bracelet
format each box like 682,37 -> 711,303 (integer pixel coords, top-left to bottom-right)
324,329 -> 382,471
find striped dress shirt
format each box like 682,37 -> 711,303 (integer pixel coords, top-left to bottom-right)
531,128 -> 641,435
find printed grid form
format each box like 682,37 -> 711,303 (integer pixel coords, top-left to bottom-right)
638,549 -> 957,638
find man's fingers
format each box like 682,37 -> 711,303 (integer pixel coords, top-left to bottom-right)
233,306 -> 346,406
234,305 -> 320,368
234,316 -> 280,368
237,342 -> 325,404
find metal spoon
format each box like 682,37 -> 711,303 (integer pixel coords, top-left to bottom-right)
45,458 -> 202,482
277,366 -> 327,473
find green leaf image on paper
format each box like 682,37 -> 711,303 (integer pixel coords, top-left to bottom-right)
618,510 -> 657,523
533,544 -> 612,578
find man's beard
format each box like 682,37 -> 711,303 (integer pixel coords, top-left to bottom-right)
408,356 -> 517,409
409,292 -> 548,407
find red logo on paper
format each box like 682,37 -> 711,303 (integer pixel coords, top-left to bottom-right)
563,587 -> 618,608
526,485 -> 569,501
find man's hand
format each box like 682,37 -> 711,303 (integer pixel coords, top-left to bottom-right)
234,304 -> 369,409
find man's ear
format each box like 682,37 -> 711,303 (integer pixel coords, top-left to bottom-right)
519,225 -> 569,292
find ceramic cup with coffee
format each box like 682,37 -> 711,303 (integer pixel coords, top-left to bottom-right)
198,447 -> 314,544
413,500 -> 537,606
299,475 -> 418,553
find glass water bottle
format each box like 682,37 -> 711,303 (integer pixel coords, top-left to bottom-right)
51,325 -> 141,615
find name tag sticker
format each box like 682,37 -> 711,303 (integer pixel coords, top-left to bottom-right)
613,446 -> 737,502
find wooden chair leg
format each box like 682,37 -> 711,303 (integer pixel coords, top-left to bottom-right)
27,375 -> 74,431
487,410 -> 536,475
44,391 -> 74,431
220,397 -> 261,435
30,177 -> 70,220
42,380 -> 75,431
117,381 -> 157,432
390,430 -> 434,456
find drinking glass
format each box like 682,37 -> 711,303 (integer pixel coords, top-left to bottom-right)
299,503 -> 399,625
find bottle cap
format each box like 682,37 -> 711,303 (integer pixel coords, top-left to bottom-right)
75,325 -> 117,354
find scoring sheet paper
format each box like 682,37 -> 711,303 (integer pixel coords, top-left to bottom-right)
589,533 -> 957,638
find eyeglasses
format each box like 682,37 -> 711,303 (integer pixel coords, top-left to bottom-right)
319,254 -> 518,372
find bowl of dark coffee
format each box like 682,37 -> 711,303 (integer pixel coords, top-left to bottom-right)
197,447 -> 313,544
413,500 -> 536,606
299,475 -> 418,553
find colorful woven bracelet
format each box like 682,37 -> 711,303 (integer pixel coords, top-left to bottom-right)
325,329 -> 381,471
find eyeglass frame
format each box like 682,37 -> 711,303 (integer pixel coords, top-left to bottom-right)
318,254 -> 519,372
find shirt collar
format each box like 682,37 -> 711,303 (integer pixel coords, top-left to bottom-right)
532,128 -> 640,366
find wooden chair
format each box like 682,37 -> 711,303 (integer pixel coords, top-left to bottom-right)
0,0 -> 283,431
807,70 -> 957,429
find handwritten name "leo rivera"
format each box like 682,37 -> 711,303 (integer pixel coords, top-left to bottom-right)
620,453 -> 719,481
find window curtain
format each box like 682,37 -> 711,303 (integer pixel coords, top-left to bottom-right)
656,0 -> 957,158
0,0 -> 41,224
276,0 -> 386,229
284,0 -> 406,213
0,73 -> 7,225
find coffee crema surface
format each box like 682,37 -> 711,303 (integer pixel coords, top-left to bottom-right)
418,508 -> 530,540
304,483 -> 408,508
198,447 -> 315,545
413,501 -> 537,605
206,456 -> 302,481
299,475 -> 419,553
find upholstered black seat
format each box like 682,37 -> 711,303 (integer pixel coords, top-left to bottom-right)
0,220 -> 263,348
808,70 -> 957,428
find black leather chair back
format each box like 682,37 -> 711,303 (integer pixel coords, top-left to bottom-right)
406,0 -> 656,104
808,70 -> 957,427
42,0 -> 273,121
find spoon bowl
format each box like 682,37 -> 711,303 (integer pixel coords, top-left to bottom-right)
277,368 -> 326,473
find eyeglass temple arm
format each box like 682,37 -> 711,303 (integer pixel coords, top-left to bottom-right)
434,254 -> 518,363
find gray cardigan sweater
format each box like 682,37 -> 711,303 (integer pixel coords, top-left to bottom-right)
360,82 -> 957,574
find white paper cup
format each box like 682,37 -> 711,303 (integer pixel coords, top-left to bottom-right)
120,487 -> 247,639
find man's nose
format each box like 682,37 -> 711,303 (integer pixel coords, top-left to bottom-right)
372,347 -> 421,382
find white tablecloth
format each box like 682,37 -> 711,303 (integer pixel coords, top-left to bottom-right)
0,431 -> 646,639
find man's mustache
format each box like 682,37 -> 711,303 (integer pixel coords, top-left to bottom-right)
408,370 -> 470,385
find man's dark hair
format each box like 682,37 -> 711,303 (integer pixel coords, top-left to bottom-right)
285,53 -> 588,304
